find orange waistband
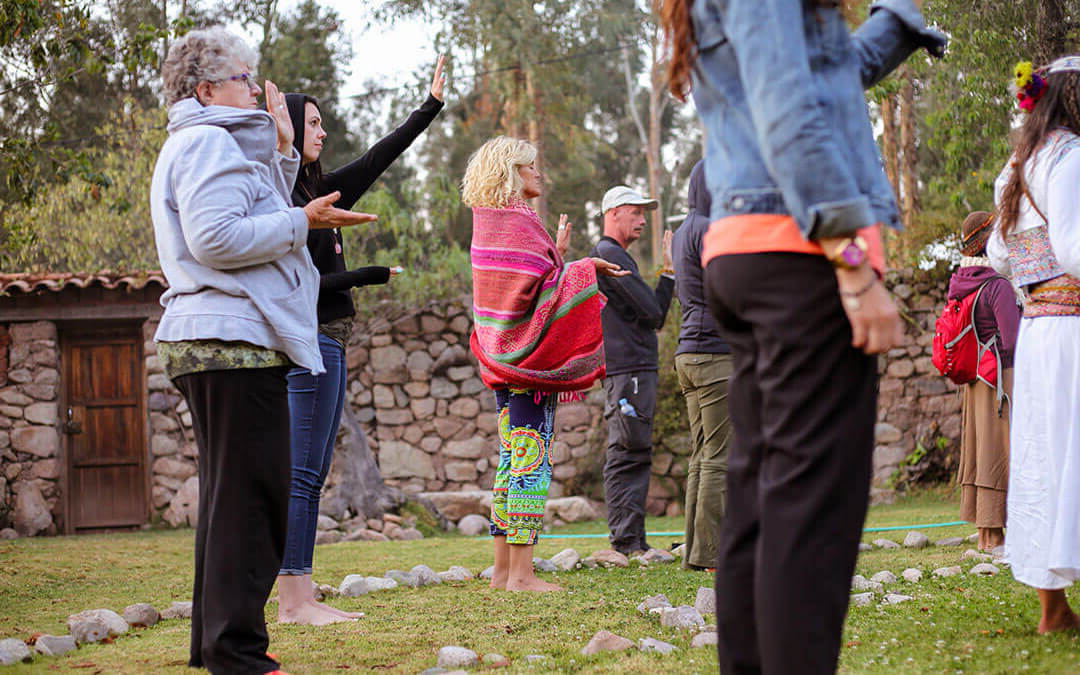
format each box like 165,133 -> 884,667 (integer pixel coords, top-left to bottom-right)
701,214 -> 885,274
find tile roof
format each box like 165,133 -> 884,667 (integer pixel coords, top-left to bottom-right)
0,272 -> 167,297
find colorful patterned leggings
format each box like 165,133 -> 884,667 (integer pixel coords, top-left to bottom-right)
489,388 -> 557,545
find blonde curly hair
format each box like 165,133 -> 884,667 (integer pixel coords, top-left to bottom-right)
461,136 -> 537,208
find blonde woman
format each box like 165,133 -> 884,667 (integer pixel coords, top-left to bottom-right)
463,136 -> 625,591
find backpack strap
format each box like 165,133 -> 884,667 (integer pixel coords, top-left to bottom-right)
969,277 -> 1010,415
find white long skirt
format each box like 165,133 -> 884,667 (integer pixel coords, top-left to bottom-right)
1005,316 -> 1080,589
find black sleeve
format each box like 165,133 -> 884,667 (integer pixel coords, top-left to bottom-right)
319,267 -> 391,293
595,242 -> 672,329
323,95 -> 444,210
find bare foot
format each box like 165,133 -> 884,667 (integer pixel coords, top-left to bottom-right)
1039,609 -> 1080,634
278,603 -> 357,625
506,576 -> 564,592
308,598 -> 362,619
490,570 -> 508,590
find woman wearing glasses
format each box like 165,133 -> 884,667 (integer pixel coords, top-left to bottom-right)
151,27 -> 372,674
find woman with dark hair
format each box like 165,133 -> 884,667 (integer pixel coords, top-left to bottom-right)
949,210 -> 1020,553
655,0 -> 944,672
987,55 -> 1080,634
275,57 -> 446,625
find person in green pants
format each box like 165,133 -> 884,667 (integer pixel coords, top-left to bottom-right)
672,160 -> 732,570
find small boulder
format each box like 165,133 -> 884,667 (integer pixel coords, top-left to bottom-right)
122,603 -> 160,627
935,536 -> 965,547
641,548 -> 676,564
589,550 -> 629,568
882,593 -> 913,605
870,571 -> 898,585
437,646 -> 479,669
961,549 -> 992,562
438,566 -> 472,583
33,634 -> 76,657
0,638 -> 32,665
872,539 -> 899,550
932,566 -> 963,578
903,531 -> 929,549
387,570 -> 421,587
338,575 -> 370,597
364,577 -> 399,591
161,601 -> 193,619
478,566 -> 495,580
533,558 -> 557,573
581,630 -> 635,655
661,605 -> 706,630
637,593 -> 672,615
901,568 -> 923,583
850,592 -> 874,607
410,564 -> 442,586
550,548 -> 581,571
691,631 -> 719,648
0,529 -> 17,540
481,653 -> 508,666
456,514 -> 490,537
858,543 -> 872,552
67,609 -> 128,644
969,563 -> 1000,576
524,654 -> 546,663
695,587 -> 716,615
639,637 -> 678,654
316,515 -> 339,531
851,576 -> 883,593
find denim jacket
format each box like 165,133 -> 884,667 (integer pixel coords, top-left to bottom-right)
690,0 -> 945,239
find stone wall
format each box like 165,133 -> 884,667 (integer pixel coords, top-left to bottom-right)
873,267 -> 961,492
0,321 -> 62,536
0,267 -> 966,535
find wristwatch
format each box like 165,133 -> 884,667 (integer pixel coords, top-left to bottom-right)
826,235 -> 868,270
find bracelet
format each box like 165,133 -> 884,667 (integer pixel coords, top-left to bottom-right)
839,276 -> 877,298
656,268 -> 675,277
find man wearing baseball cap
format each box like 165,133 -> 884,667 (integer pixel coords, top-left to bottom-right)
590,185 -> 675,556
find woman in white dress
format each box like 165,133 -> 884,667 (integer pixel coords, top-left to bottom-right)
988,55 -> 1080,634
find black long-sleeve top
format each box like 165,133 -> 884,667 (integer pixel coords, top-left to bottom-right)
590,236 -> 675,375
287,93 -> 444,324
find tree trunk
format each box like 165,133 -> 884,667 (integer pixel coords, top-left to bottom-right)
318,399 -> 405,521
1036,0 -> 1070,63
646,27 -> 669,267
880,92 -> 900,262
899,70 -> 919,230
525,68 -> 548,223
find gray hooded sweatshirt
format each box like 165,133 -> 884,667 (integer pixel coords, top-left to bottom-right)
150,97 -> 324,374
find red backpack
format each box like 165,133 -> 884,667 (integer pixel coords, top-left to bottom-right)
932,279 -> 1003,388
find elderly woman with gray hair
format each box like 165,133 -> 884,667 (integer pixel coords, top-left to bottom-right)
151,26 -> 372,674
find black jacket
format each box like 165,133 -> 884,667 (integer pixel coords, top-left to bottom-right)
673,161 -> 730,355
590,236 -> 675,375
285,93 -> 444,324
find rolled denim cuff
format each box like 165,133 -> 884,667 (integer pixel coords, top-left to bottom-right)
870,0 -> 947,58
806,196 -> 876,240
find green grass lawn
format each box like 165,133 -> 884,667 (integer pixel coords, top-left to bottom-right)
1,487 -> 1079,673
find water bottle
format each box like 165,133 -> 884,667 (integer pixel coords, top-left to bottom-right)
619,398 -> 637,418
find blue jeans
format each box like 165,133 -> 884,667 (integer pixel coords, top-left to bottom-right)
280,334 -> 346,575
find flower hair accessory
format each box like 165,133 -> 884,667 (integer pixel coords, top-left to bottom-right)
1014,61 -> 1047,112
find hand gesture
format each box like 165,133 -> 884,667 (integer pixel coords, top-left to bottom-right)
264,80 -> 293,154
662,229 -> 674,269
304,191 -> 378,230
592,257 -> 630,278
430,54 -> 447,102
835,266 -> 904,354
555,214 -> 572,258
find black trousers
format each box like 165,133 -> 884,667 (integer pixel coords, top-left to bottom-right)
704,254 -> 877,675
602,370 -> 658,554
173,367 -> 291,675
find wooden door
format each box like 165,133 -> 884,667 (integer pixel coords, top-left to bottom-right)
61,323 -> 148,533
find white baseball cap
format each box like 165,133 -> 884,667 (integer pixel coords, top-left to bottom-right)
601,185 -> 659,215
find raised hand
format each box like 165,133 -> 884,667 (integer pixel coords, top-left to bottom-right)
555,213 -> 572,258
304,191 -> 378,230
430,54 -> 447,102
592,257 -> 630,277
264,80 -> 293,154
662,229 -> 674,269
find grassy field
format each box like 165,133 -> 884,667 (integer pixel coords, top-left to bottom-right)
1,487 -> 1079,673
